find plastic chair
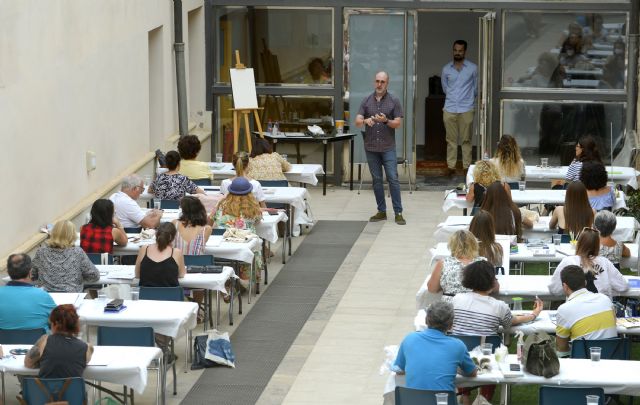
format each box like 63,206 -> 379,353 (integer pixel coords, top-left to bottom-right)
395,387 -> 457,405
21,377 -> 87,405
571,337 -> 631,360
0,328 -> 46,344
193,178 -> 212,186
85,253 -> 114,265
450,335 -> 502,352
159,199 -> 180,210
212,228 -> 225,236
539,386 -> 604,405
184,255 -> 215,267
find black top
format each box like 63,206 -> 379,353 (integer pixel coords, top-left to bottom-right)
139,247 -> 179,287
39,334 -> 88,378
473,183 -> 487,208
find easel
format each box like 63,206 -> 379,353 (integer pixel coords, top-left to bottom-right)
230,51 -> 264,153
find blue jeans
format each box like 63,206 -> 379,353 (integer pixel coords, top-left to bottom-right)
365,149 -> 403,214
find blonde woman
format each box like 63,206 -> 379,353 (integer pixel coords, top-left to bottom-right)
212,177 -> 263,285
427,230 -> 497,302
220,151 -> 267,208
466,160 -> 510,214
32,220 -> 100,292
492,134 -> 525,186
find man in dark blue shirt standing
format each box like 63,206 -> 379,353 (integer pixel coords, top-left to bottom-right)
356,71 -> 405,225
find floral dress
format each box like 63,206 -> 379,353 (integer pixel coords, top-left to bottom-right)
439,256 -> 486,302
213,210 -> 263,282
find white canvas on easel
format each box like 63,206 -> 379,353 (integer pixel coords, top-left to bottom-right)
230,68 -> 258,109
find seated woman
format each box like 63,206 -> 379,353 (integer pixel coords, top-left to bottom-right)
594,210 -> 630,268
565,135 -> 602,183
582,161 -> 616,212
492,134 -> 525,187
481,182 -> 531,241
469,210 -> 503,267
221,151 -> 267,208
149,150 -> 204,200
80,198 -> 128,253
465,160 -> 509,214
427,230 -> 493,302
549,181 -> 595,237
172,196 -> 212,255
177,134 -> 213,182
549,227 -> 629,298
32,220 -> 100,292
135,222 -> 186,287
212,177 -> 263,287
452,260 -> 542,405
247,138 -> 292,181
25,304 -> 93,378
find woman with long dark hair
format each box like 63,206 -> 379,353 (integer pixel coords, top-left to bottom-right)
172,196 -> 212,255
565,135 -> 602,182
469,210 -> 503,267
81,198 -> 128,253
480,182 -> 529,240
549,181 -> 595,237
135,222 -> 186,287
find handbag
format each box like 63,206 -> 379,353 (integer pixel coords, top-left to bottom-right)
191,335 -> 218,370
522,332 -> 560,378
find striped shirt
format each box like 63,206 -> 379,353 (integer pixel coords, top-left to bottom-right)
565,159 -> 583,182
556,289 -> 617,341
451,292 -> 512,336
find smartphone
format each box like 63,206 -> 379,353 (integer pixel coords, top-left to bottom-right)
509,363 -> 521,371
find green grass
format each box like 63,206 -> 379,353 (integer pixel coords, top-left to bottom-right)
476,263 -> 639,404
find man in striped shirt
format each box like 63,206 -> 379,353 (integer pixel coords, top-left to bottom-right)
555,265 -> 617,357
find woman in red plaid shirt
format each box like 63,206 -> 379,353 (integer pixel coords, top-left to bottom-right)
80,199 -> 128,254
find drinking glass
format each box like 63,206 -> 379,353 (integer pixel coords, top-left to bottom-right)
518,181 -> 526,191
143,175 -> 152,187
481,343 -> 493,355
154,201 -> 161,210
97,290 -> 108,303
435,392 -> 449,405
540,157 -> 549,168
215,153 -> 223,163
512,297 -> 523,311
590,347 -> 602,362
586,395 -> 600,404
131,286 -> 140,301
552,234 -> 562,246
281,154 -> 288,162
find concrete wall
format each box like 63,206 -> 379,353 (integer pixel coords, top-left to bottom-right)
0,0 -> 208,259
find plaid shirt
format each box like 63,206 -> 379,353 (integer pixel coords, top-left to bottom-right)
80,223 -> 114,254
357,91 -> 403,152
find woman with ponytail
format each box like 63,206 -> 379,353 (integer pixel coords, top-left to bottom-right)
548,227 -> 628,298
220,151 -> 267,207
135,222 -> 186,287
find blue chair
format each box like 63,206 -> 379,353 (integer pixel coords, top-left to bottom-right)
450,335 -> 502,353
539,386 -> 604,405
560,234 -> 571,243
138,286 -> 183,395
258,180 -> 289,210
123,227 -> 142,234
193,178 -> 212,186
159,199 -> 180,210
184,255 -> 215,266
21,377 -> 86,405
395,387 -> 457,405
212,228 -> 225,236
571,338 -> 631,360
85,253 -> 114,265
0,328 -> 46,344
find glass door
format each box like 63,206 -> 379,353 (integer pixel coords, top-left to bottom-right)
344,9 -> 416,164
478,11 -> 495,157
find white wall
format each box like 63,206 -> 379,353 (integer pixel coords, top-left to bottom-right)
0,0 -> 207,258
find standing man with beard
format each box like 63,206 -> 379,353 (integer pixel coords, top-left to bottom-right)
442,40 -> 478,177
356,71 -> 405,225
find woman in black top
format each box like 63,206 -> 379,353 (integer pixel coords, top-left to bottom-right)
135,222 -> 186,286
25,304 -> 93,378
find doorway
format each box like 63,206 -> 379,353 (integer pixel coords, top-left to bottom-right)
416,10 -> 490,175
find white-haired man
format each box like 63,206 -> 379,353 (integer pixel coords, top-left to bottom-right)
110,174 -> 162,229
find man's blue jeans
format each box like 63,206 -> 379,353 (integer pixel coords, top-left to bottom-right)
365,149 -> 403,214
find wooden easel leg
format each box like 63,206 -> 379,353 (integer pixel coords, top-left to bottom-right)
243,112 -> 252,153
233,111 -> 239,153
253,110 -> 264,138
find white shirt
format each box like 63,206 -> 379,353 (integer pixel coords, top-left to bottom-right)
548,255 -> 629,298
110,191 -> 145,228
220,178 -> 266,202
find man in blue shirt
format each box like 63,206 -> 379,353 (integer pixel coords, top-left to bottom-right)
0,253 -> 56,331
441,40 -> 478,176
394,301 -> 477,392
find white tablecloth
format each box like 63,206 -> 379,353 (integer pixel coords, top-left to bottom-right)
443,189 -> 627,212
0,345 -> 160,394
434,215 -> 639,243
208,162 -> 325,186
466,164 -> 639,189
387,355 -> 640,396
75,298 -> 197,338
95,265 -> 235,293
416,273 -> 640,309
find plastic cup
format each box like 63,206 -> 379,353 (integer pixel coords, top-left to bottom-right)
435,392 -> 449,405
481,343 -> 493,355
154,201 -> 161,210
590,347 -> 602,362
541,157 -> 548,168
143,175 -> 152,187
552,234 -> 562,246
335,119 -> 345,135
518,181 -> 526,191
215,153 -> 223,163
131,287 -> 140,301
281,154 -> 288,162
512,297 -> 523,311
97,291 -> 107,303
586,395 -> 600,404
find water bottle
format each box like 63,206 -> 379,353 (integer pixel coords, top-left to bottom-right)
266,119 -> 273,134
272,121 -> 279,136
